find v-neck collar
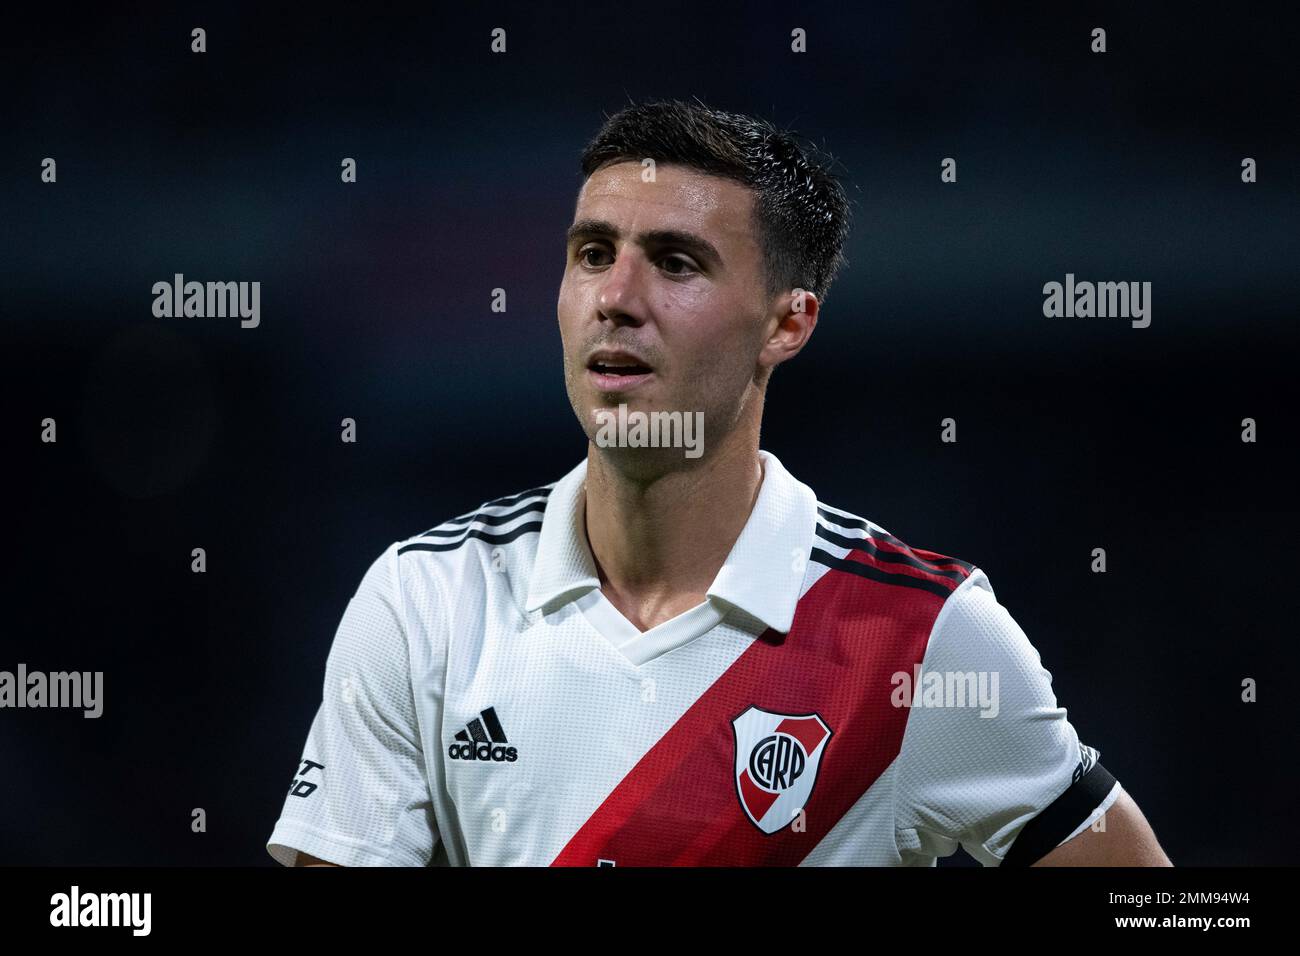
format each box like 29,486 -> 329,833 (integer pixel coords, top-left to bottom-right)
523,450 -> 818,664
572,588 -> 728,666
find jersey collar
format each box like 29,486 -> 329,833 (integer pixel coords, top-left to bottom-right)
524,449 -> 817,634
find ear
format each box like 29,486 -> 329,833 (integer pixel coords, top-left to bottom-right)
757,288 -> 819,376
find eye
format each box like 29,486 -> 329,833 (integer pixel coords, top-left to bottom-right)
579,245 -> 612,268
659,255 -> 698,276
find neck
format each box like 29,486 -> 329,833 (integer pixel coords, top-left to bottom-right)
583,413 -> 764,632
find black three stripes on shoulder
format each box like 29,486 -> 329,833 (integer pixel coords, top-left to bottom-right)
812,510 -> 973,578
397,487 -> 552,554
811,507 -> 974,599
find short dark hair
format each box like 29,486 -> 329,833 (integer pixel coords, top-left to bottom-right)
579,98 -> 852,305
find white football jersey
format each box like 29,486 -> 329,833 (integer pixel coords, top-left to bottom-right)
267,450 -> 1119,866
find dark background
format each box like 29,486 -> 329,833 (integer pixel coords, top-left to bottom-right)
2,2 -> 1296,865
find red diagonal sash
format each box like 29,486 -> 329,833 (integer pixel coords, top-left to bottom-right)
551,556 -> 953,865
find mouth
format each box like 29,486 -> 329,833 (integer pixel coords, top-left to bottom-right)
586,349 -> 654,391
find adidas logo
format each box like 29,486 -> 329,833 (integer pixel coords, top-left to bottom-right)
1072,743 -> 1099,783
448,706 -> 518,762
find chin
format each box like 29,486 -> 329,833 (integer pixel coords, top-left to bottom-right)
591,443 -> 703,482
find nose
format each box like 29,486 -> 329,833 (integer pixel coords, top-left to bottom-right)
596,248 -> 647,327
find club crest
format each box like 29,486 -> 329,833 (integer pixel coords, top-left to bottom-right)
732,706 -> 832,834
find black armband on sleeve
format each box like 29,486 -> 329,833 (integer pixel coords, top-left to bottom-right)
1000,762 -> 1118,867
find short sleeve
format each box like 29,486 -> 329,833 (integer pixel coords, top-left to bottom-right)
892,569 -> 1117,866
267,543 -> 439,866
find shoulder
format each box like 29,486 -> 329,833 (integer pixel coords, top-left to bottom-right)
375,480 -> 560,618
389,481 -> 558,585
394,482 -> 557,558
810,499 -> 978,604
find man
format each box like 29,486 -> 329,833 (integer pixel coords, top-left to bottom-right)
267,99 -> 1170,867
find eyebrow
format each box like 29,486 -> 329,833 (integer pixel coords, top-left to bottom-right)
565,218 -> 724,271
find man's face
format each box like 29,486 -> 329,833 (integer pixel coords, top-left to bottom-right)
558,160 -> 775,469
